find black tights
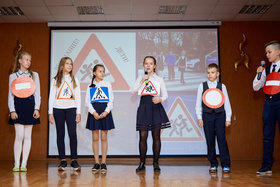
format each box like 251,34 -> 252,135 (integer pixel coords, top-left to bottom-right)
139,129 -> 161,163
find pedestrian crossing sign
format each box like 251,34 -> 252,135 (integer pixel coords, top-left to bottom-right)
90,87 -> 109,103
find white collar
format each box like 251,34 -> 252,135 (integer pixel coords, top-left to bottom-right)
149,73 -> 158,78
18,69 -> 29,75
272,60 -> 280,67
93,80 -> 103,84
64,74 -> 70,78
207,80 -> 217,84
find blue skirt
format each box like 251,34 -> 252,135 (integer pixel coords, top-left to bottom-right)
86,102 -> 115,130
136,95 -> 171,131
8,95 -> 40,125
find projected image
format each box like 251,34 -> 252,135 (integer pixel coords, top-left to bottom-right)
48,28 -> 219,156
136,30 -> 218,92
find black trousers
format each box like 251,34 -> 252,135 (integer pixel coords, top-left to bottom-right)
53,108 -> 77,159
261,100 -> 280,168
202,111 -> 230,167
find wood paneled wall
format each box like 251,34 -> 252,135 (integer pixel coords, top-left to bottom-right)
0,22 -> 279,160
219,21 -> 280,160
0,23 -> 50,159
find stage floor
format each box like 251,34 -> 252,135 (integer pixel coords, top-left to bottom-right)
0,159 -> 279,187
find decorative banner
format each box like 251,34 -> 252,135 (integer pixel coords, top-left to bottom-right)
90,87 -> 109,103
138,80 -> 160,95
10,76 -> 35,98
14,40 -> 23,57
56,81 -> 75,100
202,88 -> 225,109
234,33 -> 250,71
11,40 -> 23,74
263,72 -> 280,95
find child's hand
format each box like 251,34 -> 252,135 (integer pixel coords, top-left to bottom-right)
198,119 -> 203,128
141,74 -> 149,84
256,66 -> 264,73
76,114 -> 81,123
100,111 -> 108,119
226,121 -> 231,127
152,96 -> 162,104
33,110 -> 40,119
11,112 -> 18,120
92,112 -> 100,120
49,114 -> 54,124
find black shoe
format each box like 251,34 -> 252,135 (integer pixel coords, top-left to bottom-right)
71,160 -> 81,171
58,160 -> 67,171
222,167 -> 231,173
209,166 -> 218,173
92,163 -> 100,171
101,163 -> 107,173
136,162 -> 145,172
153,162 -> 161,172
256,167 -> 272,174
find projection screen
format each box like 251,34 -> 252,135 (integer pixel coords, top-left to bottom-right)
48,27 -> 219,156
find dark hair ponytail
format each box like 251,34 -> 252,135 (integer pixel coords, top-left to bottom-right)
89,64 -> 105,88
89,74 -> 96,88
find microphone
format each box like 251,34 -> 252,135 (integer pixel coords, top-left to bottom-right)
144,69 -> 148,85
257,61 -> 265,80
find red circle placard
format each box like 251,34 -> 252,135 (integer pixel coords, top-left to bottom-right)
263,72 -> 280,95
202,88 -> 225,109
10,76 -> 36,98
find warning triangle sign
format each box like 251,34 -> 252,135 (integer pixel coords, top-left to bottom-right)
73,34 -> 130,91
139,81 -> 159,95
161,97 -> 204,141
90,87 -> 109,103
56,81 -> 75,100
75,51 -> 115,84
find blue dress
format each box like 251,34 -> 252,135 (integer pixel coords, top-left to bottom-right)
86,102 -> 115,130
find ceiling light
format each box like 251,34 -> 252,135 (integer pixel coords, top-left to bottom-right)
239,5 -> 272,14
158,5 -> 187,14
0,7 -> 24,16
76,6 -> 104,15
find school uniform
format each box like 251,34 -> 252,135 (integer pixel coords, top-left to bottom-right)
195,80 -> 232,167
132,73 -> 170,131
253,60 -> 280,169
48,75 -> 81,160
85,81 -> 115,130
178,56 -> 187,72
8,70 -> 41,125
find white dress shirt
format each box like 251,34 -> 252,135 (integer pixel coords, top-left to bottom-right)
132,73 -> 168,102
195,80 -> 232,122
253,60 -> 280,91
48,75 -> 81,114
85,80 -> 114,114
8,70 -> 41,113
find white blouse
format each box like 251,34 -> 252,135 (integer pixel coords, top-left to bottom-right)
85,80 -> 114,114
253,60 -> 280,91
132,73 -> 168,102
8,70 -> 41,113
48,74 -> 81,114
